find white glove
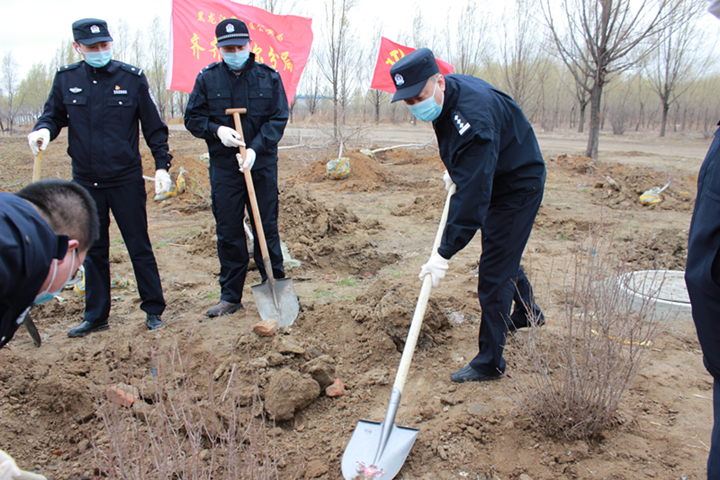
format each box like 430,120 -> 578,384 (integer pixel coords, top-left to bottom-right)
443,170 -> 455,191
0,449 -> 47,480
237,148 -> 256,172
27,129 -> 50,156
710,0 -> 720,19
154,169 -> 171,195
217,126 -> 245,148
419,252 -> 449,287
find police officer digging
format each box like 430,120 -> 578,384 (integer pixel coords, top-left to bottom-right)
390,48 -> 546,383
184,19 -> 290,318
28,18 -> 173,336
1,180 -> 99,350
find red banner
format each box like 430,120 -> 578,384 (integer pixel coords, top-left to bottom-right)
370,37 -> 454,94
169,0 -> 313,105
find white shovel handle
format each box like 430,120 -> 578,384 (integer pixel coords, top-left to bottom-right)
393,184 -> 456,391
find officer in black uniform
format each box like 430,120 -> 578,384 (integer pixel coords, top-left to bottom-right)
28,18 -> 173,336
185,18 -> 289,317
390,48 -> 546,383
1,179 -> 99,349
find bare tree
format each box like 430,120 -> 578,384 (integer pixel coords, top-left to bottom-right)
317,0 -> 360,141
52,39 -> 82,70
111,19 -> 133,64
543,0 -> 678,159
146,16 -> 168,119
495,0 -> 546,111
1,52 -> 24,132
645,0 -> 705,137
450,0 -> 491,76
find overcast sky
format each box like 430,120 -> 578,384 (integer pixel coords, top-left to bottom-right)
0,0 -> 451,80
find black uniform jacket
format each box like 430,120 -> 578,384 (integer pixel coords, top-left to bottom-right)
34,60 -> 172,188
0,194 -> 68,349
184,54 -> 289,179
434,75 -> 546,260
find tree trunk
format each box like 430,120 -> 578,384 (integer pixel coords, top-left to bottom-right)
660,101 -> 669,137
578,101 -> 587,133
586,82 -> 603,159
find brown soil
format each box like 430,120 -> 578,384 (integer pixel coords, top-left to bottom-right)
0,127 -> 712,480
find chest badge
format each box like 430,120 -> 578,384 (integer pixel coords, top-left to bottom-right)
113,85 -> 128,95
452,110 -> 471,136
69,87 -> 82,94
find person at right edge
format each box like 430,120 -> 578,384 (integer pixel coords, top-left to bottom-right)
685,3 -> 720,479
184,18 -> 289,317
389,48 -> 546,383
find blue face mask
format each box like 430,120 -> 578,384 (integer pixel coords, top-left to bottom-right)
33,251 -> 77,306
223,50 -> 250,71
84,48 -> 112,68
408,80 -> 443,122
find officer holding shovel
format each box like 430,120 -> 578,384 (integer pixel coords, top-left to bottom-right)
389,48 -> 546,383
28,18 -> 172,336
184,18 -> 289,318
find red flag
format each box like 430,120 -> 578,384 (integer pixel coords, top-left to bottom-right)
369,37 -> 454,94
169,0 -> 313,105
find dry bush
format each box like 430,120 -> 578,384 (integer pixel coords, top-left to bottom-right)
89,337 -> 289,480
508,225 -> 664,441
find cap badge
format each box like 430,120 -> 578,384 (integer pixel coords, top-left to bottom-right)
226,24 -> 235,33
394,74 -> 404,86
90,25 -> 100,34
69,87 -> 82,94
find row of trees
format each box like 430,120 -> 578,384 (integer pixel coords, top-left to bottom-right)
1,0 -> 718,159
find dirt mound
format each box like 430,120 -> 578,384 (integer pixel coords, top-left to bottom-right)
351,279 -> 450,351
279,186 -> 400,275
285,151 -> 398,192
371,146 -> 439,166
625,227 -> 688,270
549,154 -> 696,212
391,190 -> 447,221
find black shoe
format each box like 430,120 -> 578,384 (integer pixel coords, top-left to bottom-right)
146,314 -> 164,331
450,365 -> 503,383
506,311 -> 546,333
68,320 -> 109,338
206,301 -> 243,317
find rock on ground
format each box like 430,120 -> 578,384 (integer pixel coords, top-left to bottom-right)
264,368 -> 320,421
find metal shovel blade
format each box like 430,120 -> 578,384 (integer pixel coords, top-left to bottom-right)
341,420 -> 419,479
250,277 -> 299,326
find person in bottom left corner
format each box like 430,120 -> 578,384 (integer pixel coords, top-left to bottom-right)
0,179 -> 99,350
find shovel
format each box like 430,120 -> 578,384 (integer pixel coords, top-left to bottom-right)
341,183 -> 456,479
226,108 -> 299,326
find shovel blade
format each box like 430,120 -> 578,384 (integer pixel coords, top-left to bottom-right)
250,278 -> 299,326
341,420 -> 418,479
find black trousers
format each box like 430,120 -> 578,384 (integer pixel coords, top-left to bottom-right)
685,126 -> 720,479
83,180 -> 165,324
469,187 -> 544,376
209,164 -> 285,304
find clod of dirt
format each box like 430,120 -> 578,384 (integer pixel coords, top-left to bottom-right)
264,368 -> 320,421
304,459 -> 329,478
300,355 -> 336,390
392,191 -> 447,221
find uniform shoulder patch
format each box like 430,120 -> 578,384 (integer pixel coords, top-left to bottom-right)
119,63 -> 143,76
58,62 -> 82,73
451,110 -> 472,136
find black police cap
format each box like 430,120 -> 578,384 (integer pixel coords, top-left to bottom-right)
216,19 -> 250,47
72,18 -> 113,45
389,48 -> 440,103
